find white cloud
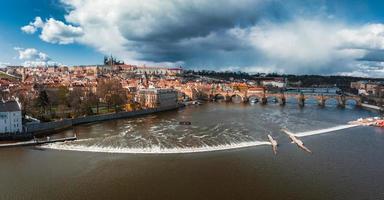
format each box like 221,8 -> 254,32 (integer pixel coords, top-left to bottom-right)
19,0 -> 384,77
22,60 -> 62,67
338,61 -> 384,77
16,48 -> 49,61
218,65 -> 282,74
249,20 -> 340,66
32,16 -> 44,27
243,20 -> 384,76
40,18 -> 83,44
59,0 -> 270,63
15,47 -> 62,67
21,17 -> 44,34
0,62 -> 10,68
22,17 -> 83,44
21,25 -> 37,34
338,24 -> 384,50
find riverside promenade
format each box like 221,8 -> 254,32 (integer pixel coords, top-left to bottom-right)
0,135 -> 77,148
21,104 -> 182,138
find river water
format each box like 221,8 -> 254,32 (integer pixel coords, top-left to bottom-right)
1,101 -> 384,200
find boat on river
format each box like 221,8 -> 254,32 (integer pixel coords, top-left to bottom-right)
179,121 -> 192,125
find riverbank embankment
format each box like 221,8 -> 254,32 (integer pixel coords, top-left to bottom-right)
1,105 -> 182,141
361,103 -> 383,112
0,135 -> 77,148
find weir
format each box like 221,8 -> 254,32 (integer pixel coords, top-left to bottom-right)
40,124 -> 364,154
282,129 -> 312,153
294,124 -> 360,137
41,140 -> 271,154
281,124 -> 364,153
0,135 -> 77,148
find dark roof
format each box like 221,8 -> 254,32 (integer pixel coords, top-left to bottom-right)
0,101 -> 21,112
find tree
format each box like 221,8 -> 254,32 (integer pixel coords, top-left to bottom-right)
56,86 -> 70,118
109,93 -> 126,112
85,91 -> 99,114
97,79 -> 127,112
35,90 -> 50,115
68,87 -> 84,117
57,86 -> 69,105
14,89 -> 34,117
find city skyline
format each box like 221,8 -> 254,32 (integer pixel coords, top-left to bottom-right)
0,2 -> 384,199
1,0 -> 384,77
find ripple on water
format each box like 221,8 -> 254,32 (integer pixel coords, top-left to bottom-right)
42,103 -> 376,154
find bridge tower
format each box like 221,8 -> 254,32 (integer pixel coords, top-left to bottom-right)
224,94 -> 230,102
261,93 -> 267,104
298,92 -> 305,107
244,91 -> 248,103
338,95 -> 346,108
318,94 -> 325,107
208,94 -> 214,101
279,93 -> 286,106
356,97 -> 363,107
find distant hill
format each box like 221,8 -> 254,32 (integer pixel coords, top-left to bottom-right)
184,70 -> 384,89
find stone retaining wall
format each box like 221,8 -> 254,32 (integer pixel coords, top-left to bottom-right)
24,105 -> 181,135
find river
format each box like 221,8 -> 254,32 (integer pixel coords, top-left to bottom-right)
1,100 -> 383,200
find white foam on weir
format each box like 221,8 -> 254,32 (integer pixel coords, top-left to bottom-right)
72,138 -> 94,142
40,141 -> 271,154
294,124 -> 360,137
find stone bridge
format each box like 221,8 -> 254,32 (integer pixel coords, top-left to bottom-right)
203,91 -> 362,107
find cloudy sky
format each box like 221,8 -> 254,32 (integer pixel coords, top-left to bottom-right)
1,0 -> 384,77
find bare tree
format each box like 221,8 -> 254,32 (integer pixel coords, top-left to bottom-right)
35,90 -> 49,115
68,87 -> 84,117
97,79 -> 127,112
85,91 -> 99,114
56,86 -> 70,118
13,89 -> 35,117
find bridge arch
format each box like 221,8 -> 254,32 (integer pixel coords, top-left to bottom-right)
266,95 -> 279,103
284,95 -> 299,104
213,93 -> 226,102
324,97 -> 340,107
195,90 -> 207,100
230,94 -> 244,103
248,95 -> 261,103
345,98 -> 361,107
304,96 -> 320,105
180,92 -> 192,101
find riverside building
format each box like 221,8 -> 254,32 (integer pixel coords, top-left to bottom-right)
0,100 -> 22,134
135,88 -> 178,108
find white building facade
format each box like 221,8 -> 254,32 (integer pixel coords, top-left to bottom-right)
261,79 -> 287,88
0,100 -> 22,134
